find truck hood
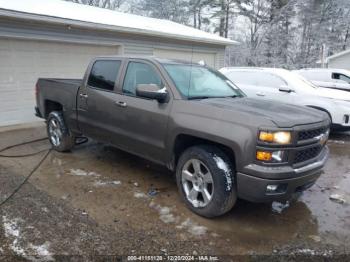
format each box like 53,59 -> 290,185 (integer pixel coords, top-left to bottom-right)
198,97 -> 326,128
315,87 -> 350,102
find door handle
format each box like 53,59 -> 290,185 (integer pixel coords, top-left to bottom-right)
79,93 -> 88,98
116,101 -> 127,108
256,92 -> 265,97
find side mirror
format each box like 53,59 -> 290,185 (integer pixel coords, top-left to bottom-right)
136,84 -> 168,103
279,85 -> 294,93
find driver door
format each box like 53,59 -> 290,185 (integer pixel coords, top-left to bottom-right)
113,59 -> 172,164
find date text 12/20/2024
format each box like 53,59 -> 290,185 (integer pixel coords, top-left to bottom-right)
127,255 -> 220,261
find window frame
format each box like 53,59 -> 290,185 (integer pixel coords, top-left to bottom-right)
120,59 -> 166,99
86,59 -> 123,93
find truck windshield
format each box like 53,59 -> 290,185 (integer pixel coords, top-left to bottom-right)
163,64 -> 245,99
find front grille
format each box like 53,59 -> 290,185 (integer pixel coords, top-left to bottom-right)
298,127 -> 327,141
294,145 -> 322,164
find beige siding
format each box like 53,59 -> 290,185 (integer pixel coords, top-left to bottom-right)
329,52 -> 350,70
0,38 -> 119,126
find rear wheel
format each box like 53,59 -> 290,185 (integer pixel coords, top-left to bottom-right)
47,111 -> 75,152
176,145 -> 237,218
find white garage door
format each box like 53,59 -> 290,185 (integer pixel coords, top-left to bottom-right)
0,38 -> 119,126
154,48 -> 216,68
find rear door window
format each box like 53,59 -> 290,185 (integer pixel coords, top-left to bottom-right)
88,60 -> 121,91
122,62 -> 162,96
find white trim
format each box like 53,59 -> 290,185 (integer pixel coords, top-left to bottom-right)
327,49 -> 350,62
0,0 -> 237,46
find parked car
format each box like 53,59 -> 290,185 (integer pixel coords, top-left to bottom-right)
35,57 -> 330,217
296,68 -> 350,92
220,67 -> 350,131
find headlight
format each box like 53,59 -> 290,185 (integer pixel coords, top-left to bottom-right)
259,131 -> 291,145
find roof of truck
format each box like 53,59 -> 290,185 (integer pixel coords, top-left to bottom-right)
0,0 -> 236,46
94,55 -> 209,66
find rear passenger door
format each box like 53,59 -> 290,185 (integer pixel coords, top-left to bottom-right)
77,59 -> 124,142
113,59 -> 172,164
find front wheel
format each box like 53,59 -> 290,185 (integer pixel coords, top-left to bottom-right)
176,145 -> 237,218
47,111 -> 75,152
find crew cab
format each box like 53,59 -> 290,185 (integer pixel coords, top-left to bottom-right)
35,57 -> 330,217
221,67 -> 350,131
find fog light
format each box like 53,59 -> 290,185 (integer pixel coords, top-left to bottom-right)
256,151 -> 272,161
267,185 -> 278,192
257,150 -> 284,162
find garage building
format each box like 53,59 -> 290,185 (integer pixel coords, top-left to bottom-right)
326,48 -> 350,70
0,0 -> 234,126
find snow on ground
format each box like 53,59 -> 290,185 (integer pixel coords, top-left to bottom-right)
134,192 -> 148,199
70,169 -> 100,177
93,180 -> 121,187
176,218 -> 207,236
149,202 -> 177,224
2,215 -> 54,261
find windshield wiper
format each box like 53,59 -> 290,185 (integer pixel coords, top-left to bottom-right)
187,96 -> 211,100
223,95 -> 238,98
187,95 -> 239,100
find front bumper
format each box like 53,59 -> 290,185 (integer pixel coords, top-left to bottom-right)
237,146 -> 329,202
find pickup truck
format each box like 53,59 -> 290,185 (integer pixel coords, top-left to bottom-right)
35,57 -> 330,217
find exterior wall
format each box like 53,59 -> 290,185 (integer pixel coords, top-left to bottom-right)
0,37 -> 119,126
0,17 -> 227,69
328,52 -> 350,70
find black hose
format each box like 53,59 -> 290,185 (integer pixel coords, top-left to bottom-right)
0,135 -> 88,207
0,148 -> 52,207
0,137 -> 48,153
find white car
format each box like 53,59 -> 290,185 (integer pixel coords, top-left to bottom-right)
296,68 -> 350,92
220,67 -> 350,131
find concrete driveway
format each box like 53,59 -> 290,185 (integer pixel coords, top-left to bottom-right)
0,123 -> 349,261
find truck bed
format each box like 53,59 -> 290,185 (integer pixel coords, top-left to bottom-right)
36,78 -> 83,132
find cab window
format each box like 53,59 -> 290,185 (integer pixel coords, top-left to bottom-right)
87,60 -> 121,91
122,62 -> 162,96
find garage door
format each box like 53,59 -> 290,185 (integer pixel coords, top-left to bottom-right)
154,48 -> 216,68
0,38 -> 119,126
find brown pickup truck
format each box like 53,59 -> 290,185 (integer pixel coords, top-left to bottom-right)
35,57 -> 330,217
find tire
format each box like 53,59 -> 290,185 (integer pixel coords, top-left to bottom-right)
176,145 -> 237,218
47,111 -> 75,152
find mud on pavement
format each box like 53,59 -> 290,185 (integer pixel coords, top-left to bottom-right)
0,124 -> 350,261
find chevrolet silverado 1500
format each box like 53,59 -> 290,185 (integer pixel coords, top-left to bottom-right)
35,57 -> 330,217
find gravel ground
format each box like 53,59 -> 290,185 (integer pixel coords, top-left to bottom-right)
0,123 -> 349,261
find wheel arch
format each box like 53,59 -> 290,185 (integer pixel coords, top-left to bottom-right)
44,100 -> 63,119
171,134 -> 237,172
